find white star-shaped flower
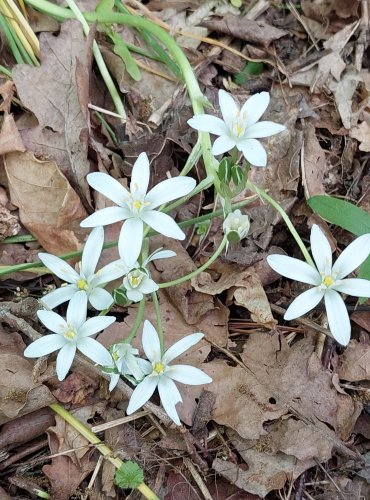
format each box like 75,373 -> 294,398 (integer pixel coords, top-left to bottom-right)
188,89 -> 285,166
80,153 -> 196,264
126,320 -> 212,425
267,224 -> 370,345
108,343 -> 144,391
39,227 -> 126,310
24,292 -> 114,380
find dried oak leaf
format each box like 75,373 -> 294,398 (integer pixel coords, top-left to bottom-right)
302,122 -> 326,198
12,20 -> 91,203
201,14 -> 287,47
337,340 -> 370,381
4,151 -> 87,254
207,334 -> 360,446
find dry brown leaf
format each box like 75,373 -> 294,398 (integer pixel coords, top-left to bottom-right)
207,334 -> 360,448
337,340 -> 370,381
0,205 -> 21,240
0,114 -> 25,155
192,264 -> 275,327
302,122 -> 326,198
0,80 -> 15,112
201,14 -> 288,47
151,238 -> 216,325
0,353 -> 55,425
43,408 -> 99,500
4,151 -> 87,254
302,0 -> 359,20
12,20 -> 92,203
350,121 -> 370,151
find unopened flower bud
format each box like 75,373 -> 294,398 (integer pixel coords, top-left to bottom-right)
223,210 -> 250,244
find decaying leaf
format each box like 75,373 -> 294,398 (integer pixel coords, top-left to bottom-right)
337,340 -> 370,381
350,121 -> 370,152
12,20 -> 92,203
0,353 -> 55,425
302,122 -> 326,198
4,151 -> 87,254
0,114 -> 25,155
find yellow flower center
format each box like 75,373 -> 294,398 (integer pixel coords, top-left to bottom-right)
77,279 -> 88,291
133,200 -> 142,211
128,270 -> 144,288
323,275 -> 334,287
112,351 -> 119,362
236,123 -> 244,136
153,362 -> 165,375
64,329 -> 76,340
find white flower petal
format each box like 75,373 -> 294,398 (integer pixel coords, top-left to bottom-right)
93,259 -> 128,286
125,354 -> 144,380
240,91 -> 270,126
245,121 -> 286,139
211,135 -> 236,155
145,249 -> 176,264
138,276 -> 158,294
88,287 -> 114,310
37,310 -> 67,334
141,211 -> 185,240
187,114 -> 228,135
324,289 -> 351,346
40,285 -> 77,309
78,315 -> 116,337
163,333 -> 204,364
332,233 -> 370,279
127,289 -> 144,302
284,287 -> 324,320
109,373 -> 120,391
167,365 -> 212,385
238,138 -> 267,167
131,152 -> 150,196
310,224 -> 332,274
137,358 -> 153,375
267,254 -> 320,285
24,334 -> 66,357
81,226 -> 104,277
158,376 -> 182,425
119,218 -> 143,267
77,337 -> 113,366
333,278 -> 370,297
218,89 -> 240,128
145,177 -> 196,209
67,292 -> 87,328
38,253 -> 79,283
126,376 -> 158,415
80,207 -> 131,228
86,172 -> 129,206
142,320 -> 161,362
56,343 -> 76,380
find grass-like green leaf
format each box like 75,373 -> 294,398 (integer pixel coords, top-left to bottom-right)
110,32 -> 141,81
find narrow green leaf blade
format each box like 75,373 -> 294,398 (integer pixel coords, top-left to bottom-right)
307,195 -> 370,236
111,32 -> 141,82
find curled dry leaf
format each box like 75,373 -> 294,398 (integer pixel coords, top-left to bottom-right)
0,113 -> 25,155
350,121 -> 370,152
201,14 -> 288,47
192,264 -> 276,328
4,151 -> 87,254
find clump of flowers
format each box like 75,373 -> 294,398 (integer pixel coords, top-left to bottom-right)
267,224 -> 370,346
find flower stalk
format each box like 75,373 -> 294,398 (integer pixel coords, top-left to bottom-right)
49,403 -> 160,500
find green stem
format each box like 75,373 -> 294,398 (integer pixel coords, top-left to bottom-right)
65,0 -> 126,122
125,297 -> 145,343
151,292 -> 164,354
25,0 -> 218,183
247,180 -> 315,266
0,197 -> 256,277
0,63 -> 12,78
49,403 -> 159,500
158,235 -> 228,288
0,12 -> 24,63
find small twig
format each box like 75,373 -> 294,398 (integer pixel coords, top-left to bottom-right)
91,410 -> 151,433
183,457 -> 213,500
